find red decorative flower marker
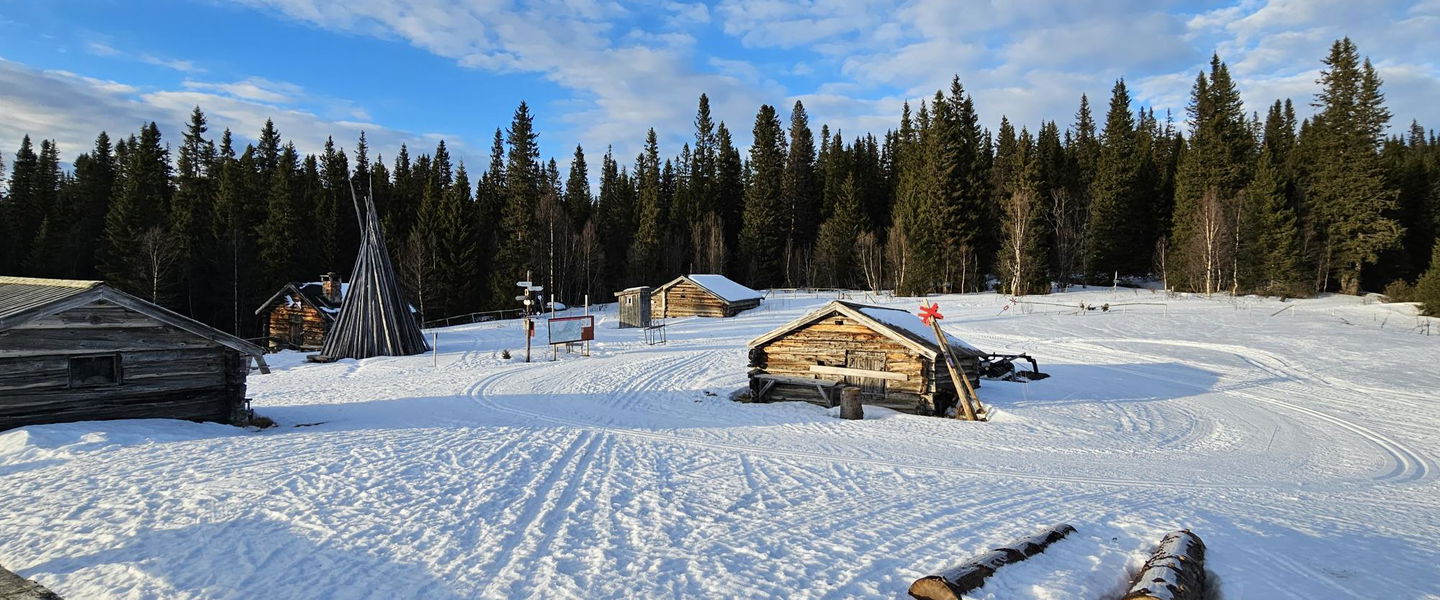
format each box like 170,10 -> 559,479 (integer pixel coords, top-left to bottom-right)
918,302 -> 944,326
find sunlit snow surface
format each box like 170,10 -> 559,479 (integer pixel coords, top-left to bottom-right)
2,289 -> 1437,599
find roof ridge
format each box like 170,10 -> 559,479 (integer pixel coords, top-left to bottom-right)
0,276 -> 103,288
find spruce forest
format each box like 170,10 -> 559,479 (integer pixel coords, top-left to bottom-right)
2,38 -> 1439,339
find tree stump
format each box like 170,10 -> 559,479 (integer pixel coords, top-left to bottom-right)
840,386 -> 863,420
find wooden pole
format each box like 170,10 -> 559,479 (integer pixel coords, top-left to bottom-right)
929,318 -> 981,421
432,331 -> 438,367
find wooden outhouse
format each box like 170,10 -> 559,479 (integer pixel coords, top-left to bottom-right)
746,300 -> 983,416
255,273 -> 344,350
652,274 -> 762,318
614,286 -> 652,328
0,276 -> 269,431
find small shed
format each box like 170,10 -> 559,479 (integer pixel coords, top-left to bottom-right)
746,300 -> 983,416
652,274 -> 762,318
614,286 -> 652,328
0,276 -> 269,431
255,272 -> 344,350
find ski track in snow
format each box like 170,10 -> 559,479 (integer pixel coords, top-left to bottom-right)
1,290 -> 1438,599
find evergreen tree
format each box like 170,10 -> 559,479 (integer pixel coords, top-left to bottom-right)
316,137 -> 348,274
740,105 -> 788,287
628,130 -> 663,284
1171,55 -> 1253,293
1248,157 -> 1302,294
1414,241 -> 1440,316
1308,38 -> 1401,294
691,94 -> 717,216
714,123 -> 745,275
170,107 -> 217,316
1085,80 -> 1146,280
257,143 -> 301,292
4,136 -> 40,271
595,147 -> 633,293
564,144 -> 591,230
782,100 -> 819,285
814,174 -> 863,287
491,102 -> 542,305
101,123 -> 174,301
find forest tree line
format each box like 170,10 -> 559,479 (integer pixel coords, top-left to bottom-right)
2,37 -> 1438,339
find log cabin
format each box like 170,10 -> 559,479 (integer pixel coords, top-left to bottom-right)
652,274 -> 762,318
0,276 -> 269,431
255,273 -> 344,350
746,300 -> 983,416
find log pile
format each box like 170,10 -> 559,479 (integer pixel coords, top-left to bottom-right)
908,523 -> 1076,600
1120,530 -> 1208,600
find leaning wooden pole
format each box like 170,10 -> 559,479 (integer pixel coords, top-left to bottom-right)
932,320 -> 983,421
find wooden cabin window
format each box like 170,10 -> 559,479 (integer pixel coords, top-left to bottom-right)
69,354 -> 121,387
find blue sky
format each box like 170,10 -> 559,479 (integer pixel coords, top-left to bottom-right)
2,0 -> 1438,173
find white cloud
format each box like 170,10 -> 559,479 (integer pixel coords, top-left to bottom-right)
0,58 -> 470,170
183,77 -> 304,104
83,40 -> 205,73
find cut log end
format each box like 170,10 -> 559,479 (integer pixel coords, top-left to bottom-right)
907,575 -> 963,600
839,386 -> 864,420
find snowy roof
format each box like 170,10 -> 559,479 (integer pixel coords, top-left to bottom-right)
0,276 -> 266,360
256,281 -> 344,319
749,300 -> 983,359
676,274 -> 762,303
857,305 -> 982,355
0,276 -> 101,322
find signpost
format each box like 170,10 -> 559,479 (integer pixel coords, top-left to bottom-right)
517,272 -> 543,363
920,301 -> 984,421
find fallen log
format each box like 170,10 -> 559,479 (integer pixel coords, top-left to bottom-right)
0,564 -> 63,600
1120,530 -> 1207,600
908,523 -> 1076,600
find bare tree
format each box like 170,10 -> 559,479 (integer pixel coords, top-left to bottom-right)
1152,237 -> 1170,293
999,188 -> 1042,296
691,212 -> 727,274
400,230 -> 436,322
1189,186 -> 1230,296
138,226 -> 179,304
856,230 -> 884,293
1048,189 -> 1087,292
884,220 -> 909,293
577,219 -> 602,303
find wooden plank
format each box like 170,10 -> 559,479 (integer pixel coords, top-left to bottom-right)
809,364 -> 909,381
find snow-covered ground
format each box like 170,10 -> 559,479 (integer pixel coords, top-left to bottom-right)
2,289 -> 1438,599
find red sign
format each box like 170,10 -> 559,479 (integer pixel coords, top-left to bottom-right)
918,302 -> 944,326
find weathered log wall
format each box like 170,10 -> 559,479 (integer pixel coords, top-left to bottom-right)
652,280 -> 759,318
265,304 -> 329,349
750,315 -> 941,414
0,300 -> 250,430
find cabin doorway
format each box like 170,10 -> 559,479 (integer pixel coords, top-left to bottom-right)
844,350 -> 887,401
288,315 -> 304,347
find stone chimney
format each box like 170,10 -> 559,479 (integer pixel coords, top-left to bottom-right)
321,272 -> 342,303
